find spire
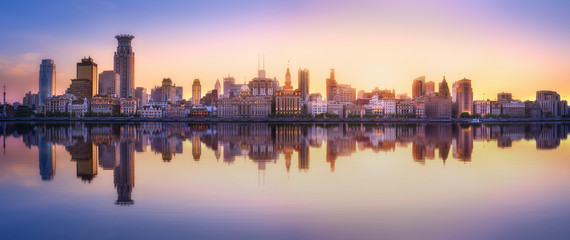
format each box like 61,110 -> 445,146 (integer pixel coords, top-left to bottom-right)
263,55 -> 265,70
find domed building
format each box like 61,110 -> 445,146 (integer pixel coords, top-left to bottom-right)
217,82 -> 272,118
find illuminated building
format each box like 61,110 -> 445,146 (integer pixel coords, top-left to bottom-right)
452,78 -> 473,114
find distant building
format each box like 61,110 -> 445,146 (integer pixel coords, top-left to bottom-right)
223,75 -> 235,97
424,77 -> 452,118
39,59 -> 56,106
120,98 -> 137,115
425,81 -> 435,95
66,79 -> 92,101
42,94 -> 74,114
175,86 -> 183,101
138,105 -> 163,118
22,91 -> 39,110
165,102 -> 185,117
99,70 -> 120,96
274,66 -> 302,116
91,95 -> 120,115
114,34 -> 135,98
298,68 -> 310,101
502,100 -> 525,116
412,76 -> 425,99
365,96 -> 395,115
150,78 -> 179,103
497,92 -> 513,102
327,102 -> 343,117
396,99 -> 415,115
326,69 -> 338,101
134,87 -> 147,107
71,99 -> 89,117
473,100 -> 491,116
345,104 -> 365,118
325,69 -> 356,103
217,85 -> 272,117
452,78 -> 473,115
536,90 -> 567,116
307,93 -> 327,116
192,79 -> 201,106
214,79 -> 221,97
249,64 -> 275,97
76,57 -> 98,98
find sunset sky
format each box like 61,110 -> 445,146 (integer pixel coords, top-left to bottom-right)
0,0 -> 569,102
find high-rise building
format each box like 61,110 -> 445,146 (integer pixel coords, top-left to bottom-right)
412,76 -> 425,99
298,68 -> 309,101
192,79 -> 201,106
134,87 -> 147,107
39,59 -> 56,106
214,79 -> 221,97
223,75 -> 235,97
425,81 -> 435,95
114,34 -> 135,98
175,86 -> 183,101
452,78 -> 473,114
99,70 -> 120,96
76,57 -> 98,97
326,69 -> 338,102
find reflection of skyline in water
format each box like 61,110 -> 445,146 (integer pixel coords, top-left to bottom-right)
0,122 -> 568,205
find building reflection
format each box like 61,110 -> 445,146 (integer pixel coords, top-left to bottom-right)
0,122 -> 568,205
38,134 -> 55,181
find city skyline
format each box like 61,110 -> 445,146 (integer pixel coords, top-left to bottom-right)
1,1 -> 570,103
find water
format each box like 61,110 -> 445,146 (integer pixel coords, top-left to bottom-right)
0,122 -> 569,240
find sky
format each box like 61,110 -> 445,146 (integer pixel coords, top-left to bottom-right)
0,0 -> 569,103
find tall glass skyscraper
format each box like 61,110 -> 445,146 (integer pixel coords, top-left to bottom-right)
114,34 -> 135,98
38,59 -> 56,105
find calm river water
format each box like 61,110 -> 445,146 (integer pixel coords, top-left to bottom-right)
0,122 -> 569,240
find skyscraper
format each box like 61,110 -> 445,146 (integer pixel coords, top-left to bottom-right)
192,79 -> 201,106
99,70 -> 120,96
77,57 -> 98,97
114,34 -> 135,98
326,69 -> 338,102
298,68 -> 309,101
452,78 -> 473,114
39,59 -> 56,105
412,76 -> 425,99
214,79 -> 221,97
425,81 -> 435,95
223,75 -> 235,97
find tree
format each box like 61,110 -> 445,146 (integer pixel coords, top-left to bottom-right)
459,112 -> 471,118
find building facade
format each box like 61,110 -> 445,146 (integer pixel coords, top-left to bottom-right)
192,79 -> 201,106
298,68 -> 310,101
76,57 -> 98,98
114,34 -> 135,98
39,59 -> 56,106
99,71 -> 120,96
452,78 -> 473,115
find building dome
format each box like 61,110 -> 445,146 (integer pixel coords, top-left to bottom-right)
240,84 -> 250,93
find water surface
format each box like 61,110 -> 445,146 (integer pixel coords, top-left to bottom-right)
0,122 -> 569,240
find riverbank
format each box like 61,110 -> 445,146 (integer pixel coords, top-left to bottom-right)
1,117 -> 569,123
